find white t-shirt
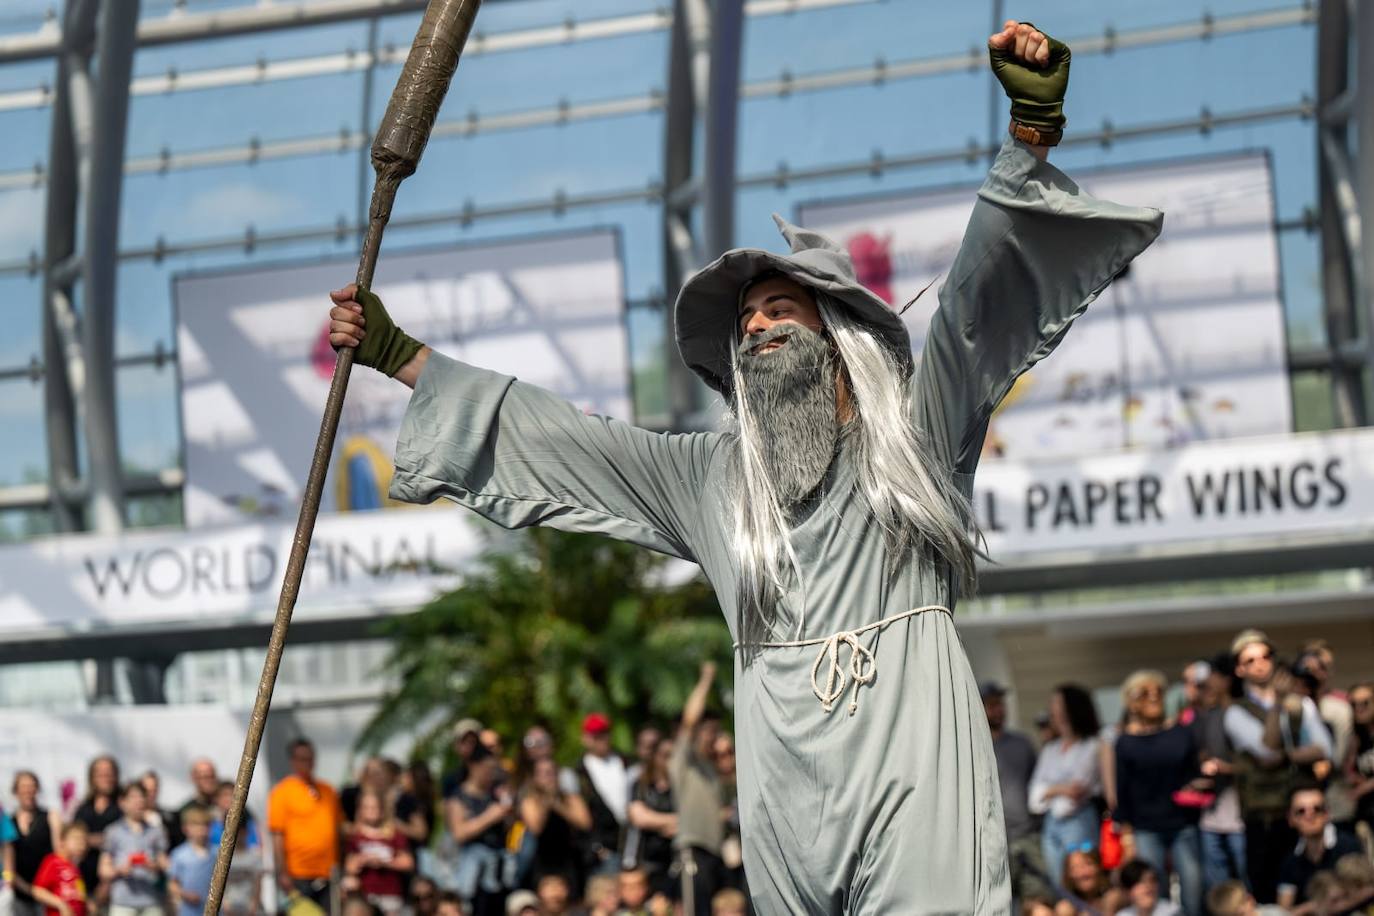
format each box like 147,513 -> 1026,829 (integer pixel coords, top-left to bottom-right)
1028,737 -> 1101,820
582,753 -> 629,823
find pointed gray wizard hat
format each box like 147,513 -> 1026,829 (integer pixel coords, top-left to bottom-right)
673,213 -> 913,396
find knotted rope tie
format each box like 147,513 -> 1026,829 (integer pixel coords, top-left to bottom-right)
736,605 -> 952,716
812,630 -> 876,715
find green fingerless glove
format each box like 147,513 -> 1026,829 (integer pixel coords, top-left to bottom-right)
353,287 -> 423,378
989,24 -> 1071,134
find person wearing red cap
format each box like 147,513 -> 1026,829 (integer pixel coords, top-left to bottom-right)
327,21 -> 1163,914
574,714 -> 630,878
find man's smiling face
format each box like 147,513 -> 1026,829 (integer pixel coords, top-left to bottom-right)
737,274 -> 824,354
729,272 -> 840,509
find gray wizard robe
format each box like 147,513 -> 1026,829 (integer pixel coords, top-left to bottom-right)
389,138 -> 1162,914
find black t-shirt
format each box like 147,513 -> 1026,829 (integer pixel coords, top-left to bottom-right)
440,768 -> 467,801
1278,829 -> 1363,904
520,788 -> 579,882
1114,725 -> 1201,833
73,797 -> 123,892
454,787 -> 505,851
13,807 -> 54,901
631,779 -> 675,874
394,792 -> 432,849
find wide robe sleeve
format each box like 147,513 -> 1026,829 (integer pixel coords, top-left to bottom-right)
389,351 -> 724,561
915,136 -> 1164,476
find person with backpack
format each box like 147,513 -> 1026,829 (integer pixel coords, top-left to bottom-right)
1223,629 -> 1332,903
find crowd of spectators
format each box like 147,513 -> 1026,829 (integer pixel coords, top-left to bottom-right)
0,662 -> 748,916
990,630 -> 1374,916
2,630 -> 1372,916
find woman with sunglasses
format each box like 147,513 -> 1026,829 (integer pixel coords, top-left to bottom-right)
1347,682 -> 1374,839
1113,670 -> 1204,915
1030,684 -> 1103,895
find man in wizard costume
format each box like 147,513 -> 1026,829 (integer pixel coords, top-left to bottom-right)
326,21 -> 1162,913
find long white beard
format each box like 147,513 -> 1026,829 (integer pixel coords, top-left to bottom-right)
733,323 -> 838,508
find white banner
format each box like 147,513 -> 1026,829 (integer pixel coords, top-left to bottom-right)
174,229 -> 629,527
0,430 -> 1370,638
976,427 -> 1373,558
0,508 -> 476,637
798,152 -> 1290,460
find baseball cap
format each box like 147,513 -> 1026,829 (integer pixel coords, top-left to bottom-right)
978,680 -> 1009,700
452,718 -> 484,740
582,712 -> 612,735
505,890 -> 539,916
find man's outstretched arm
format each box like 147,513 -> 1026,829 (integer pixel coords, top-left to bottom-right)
327,283 -> 724,562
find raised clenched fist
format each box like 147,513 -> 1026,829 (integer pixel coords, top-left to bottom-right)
988,21 -> 1071,140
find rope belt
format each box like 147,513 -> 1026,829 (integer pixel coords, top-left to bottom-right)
735,604 -> 952,715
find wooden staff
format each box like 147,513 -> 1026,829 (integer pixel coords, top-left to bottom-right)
204,2 -> 481,911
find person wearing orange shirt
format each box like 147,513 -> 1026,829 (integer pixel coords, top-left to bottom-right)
268,738 -> 343,910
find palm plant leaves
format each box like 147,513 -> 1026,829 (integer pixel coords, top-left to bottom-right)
359,523 -> 731,765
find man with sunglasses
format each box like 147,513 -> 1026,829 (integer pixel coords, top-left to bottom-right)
1275,785 -> 1361,909
1223,630 -> 1333,903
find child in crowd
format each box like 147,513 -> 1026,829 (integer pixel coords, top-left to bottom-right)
1302,872 -> 1343,915
710,888 -> 749,916
617,868 -> 652,915
341,893 -> 376,916
407,876 -> 439,916
99,782 -> 168,916
167,806 -> 214,916
1335,853 -> 1374,912
434,891 -> 464,916
582,874 -> 618,916
504,889 -> 540,916
536,874 -> 573,916
343,790 -> 413,915
1054,848 -> 1124,916
1205,880 -> 1288,916
31,823 -> 90,916
210,781 -> 261,850
1115,860 -> 1180,916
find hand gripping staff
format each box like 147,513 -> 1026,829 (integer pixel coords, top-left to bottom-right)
203,2 -> 481,911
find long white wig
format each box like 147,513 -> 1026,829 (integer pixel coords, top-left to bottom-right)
726,289 -> 980,645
